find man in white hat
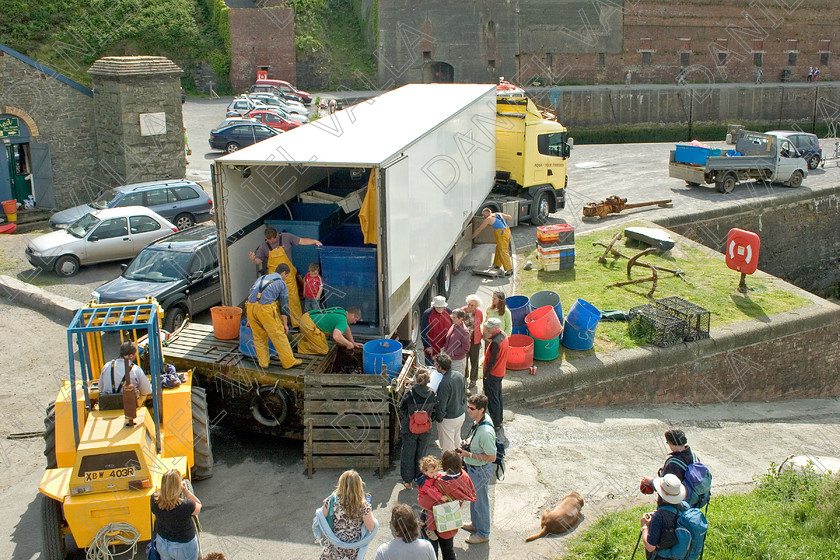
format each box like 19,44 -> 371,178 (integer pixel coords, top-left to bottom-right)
420,295 -> 452,365
640,473 -> 687,557
482,317 -> 508,428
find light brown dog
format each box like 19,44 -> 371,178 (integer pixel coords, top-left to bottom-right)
525,491 -> 585,542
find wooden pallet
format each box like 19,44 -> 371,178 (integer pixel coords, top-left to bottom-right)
304,370 -> 391,478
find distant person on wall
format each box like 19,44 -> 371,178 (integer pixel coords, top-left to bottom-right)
626,71 -> 632,86
814,67 -> 821,82
808,66 -> 814,82
472,207 -> 513,275
297,306 -> 363,355
249,225 -> 322,328
755,68 -> 763,85
304,262 -> 324,313
421,296 -> 453,366
245,263 -> 302,369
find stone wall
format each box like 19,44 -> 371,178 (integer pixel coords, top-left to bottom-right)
522,304 -> 840,409
229,7 -> 296,92
659,186 -> 840,298
89,58 -> 185,186
0,51 -> 98,209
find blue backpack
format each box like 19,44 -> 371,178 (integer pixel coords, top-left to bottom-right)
666,452 -> 712,508
656,501 -> 708,560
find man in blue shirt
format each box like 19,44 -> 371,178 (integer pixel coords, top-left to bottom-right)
245,263 -> 302,369
457,394 -> 496,544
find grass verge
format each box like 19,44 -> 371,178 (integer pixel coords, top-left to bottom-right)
515,221 -> 812,351
565,466 -> 840,560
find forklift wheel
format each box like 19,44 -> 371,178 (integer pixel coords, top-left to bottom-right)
41,495 -> 67,560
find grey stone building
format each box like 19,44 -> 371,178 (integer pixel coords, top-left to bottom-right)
0,45 -> 185,210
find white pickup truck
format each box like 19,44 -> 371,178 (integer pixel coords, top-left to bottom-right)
669,131 -> 808,193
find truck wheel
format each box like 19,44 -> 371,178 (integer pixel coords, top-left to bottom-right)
438,258 -> 453,299
787,170 -> 804,188
716,174 -> 737,193
530,191 -> 552,225
191,386 -> 214,481
41,495 -> 67,560
427,280 -> 439,304
44,402 -> 57,469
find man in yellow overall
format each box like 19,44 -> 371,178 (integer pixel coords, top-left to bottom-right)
245,263 -> 302,369
249,226 -> 322,327
472,207 -> 513,275
297,306 -> 363,355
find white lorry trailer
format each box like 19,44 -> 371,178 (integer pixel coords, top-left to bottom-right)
212,83 -> 497,342
669,131 -> 807,193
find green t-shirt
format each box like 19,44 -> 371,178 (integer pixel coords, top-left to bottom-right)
464,413 -> 496,466
309,308 -> 349,334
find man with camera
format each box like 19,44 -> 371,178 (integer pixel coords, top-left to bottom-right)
457,394 -> 496,545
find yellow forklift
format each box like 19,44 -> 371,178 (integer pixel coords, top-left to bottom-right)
38,299 -> 213,559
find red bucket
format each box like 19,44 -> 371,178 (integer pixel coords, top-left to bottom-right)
525,305 -> 563,340
506,334 -> 534,370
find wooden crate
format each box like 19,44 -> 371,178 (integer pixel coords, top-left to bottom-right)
304,371 -> 391,478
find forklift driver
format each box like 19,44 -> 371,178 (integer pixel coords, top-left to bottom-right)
98,341 -> 152,405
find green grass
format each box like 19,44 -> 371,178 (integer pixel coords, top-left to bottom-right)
515,221 -> 812,351
565,467 -> 840,560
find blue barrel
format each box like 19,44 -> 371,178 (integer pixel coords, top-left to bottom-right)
239,319 -> 278,359
530,290 -> 564,325
531,335 -> 560,361
363,339 -> 403,379
512,325 -> 529,336
561,299 -> 601,351
507,295 -> 532,328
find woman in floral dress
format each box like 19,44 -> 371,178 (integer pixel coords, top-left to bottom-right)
319,470 -> 376,560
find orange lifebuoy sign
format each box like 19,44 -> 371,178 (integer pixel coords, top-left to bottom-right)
726,228 -> 760,275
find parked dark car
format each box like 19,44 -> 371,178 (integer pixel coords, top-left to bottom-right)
209,122 -> 279,153
767,130 -> 823,169
91,225 -> 221,331
49,179 -> 213,231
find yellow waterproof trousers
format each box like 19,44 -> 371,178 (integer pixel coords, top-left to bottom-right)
296,312 -> 329,355
267,246 -> 302,327
493,227 -> 513,271
245,301 -> 298,368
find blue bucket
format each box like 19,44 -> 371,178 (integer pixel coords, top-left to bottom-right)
507,295 -> 532,327
531,335 -> 560,361
512,325 -> 529,336
363,339 -> 403,379
239,319 -> 278,359
561,299 -> 601,351
529,290 -> 564,325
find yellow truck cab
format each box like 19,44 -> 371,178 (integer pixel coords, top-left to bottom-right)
493,81 -> 573,225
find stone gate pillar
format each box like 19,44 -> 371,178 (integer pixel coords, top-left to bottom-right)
88,56 -> 185,185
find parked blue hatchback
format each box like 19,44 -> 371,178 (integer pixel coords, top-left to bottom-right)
209,122 -> 279,153
766,130 -> 823,170
49,179 -> 213,231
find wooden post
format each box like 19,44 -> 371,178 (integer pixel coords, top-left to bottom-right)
379,418 -> 386,478
306,418 -> 314,479
738,272 -> 748,293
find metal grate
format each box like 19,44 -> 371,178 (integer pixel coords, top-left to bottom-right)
629,304 -> 687,347
655,296 -> 711,341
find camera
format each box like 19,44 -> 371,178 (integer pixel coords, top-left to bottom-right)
460,441 -> 470,452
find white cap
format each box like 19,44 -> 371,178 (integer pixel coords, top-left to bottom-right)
432,296 -> 448,308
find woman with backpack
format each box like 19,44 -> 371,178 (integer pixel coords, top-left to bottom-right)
399,369 -> 438,489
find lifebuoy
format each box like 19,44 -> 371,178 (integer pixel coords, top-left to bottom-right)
725,228 -> 761,275
251,384 -> 290,427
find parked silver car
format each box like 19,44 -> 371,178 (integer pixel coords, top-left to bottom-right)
26,206 -> 178,276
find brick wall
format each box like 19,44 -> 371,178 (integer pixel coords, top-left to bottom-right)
523,305 -> 840,409
0,51 -> 98,209
229,7 -> 296,92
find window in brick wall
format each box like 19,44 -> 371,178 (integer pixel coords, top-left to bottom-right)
718,52 -> 727,65
821,52 -> 830,65
598,53 -> 605,67
488,59 -> 496,71
642,52 -> 652,66
788,52 -> 797,66
423,51 -> 431,61
681,52 -> 690,67
754,52 -> 763,66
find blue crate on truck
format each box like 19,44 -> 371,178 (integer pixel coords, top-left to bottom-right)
318,224 -> 378,324
265,202 -> 342,241
674,145 -> 722,165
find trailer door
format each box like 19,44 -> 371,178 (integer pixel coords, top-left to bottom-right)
383,157 -> 412,332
